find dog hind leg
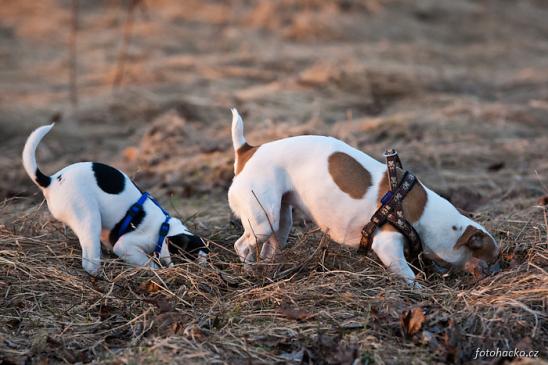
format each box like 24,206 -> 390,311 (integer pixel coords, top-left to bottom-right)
69,210 -> 102,276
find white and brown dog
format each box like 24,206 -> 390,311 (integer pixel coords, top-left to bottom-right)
22,124 -> 208,276
227,109 -> 500,285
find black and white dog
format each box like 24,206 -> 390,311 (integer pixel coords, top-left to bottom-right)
22,124 -> 208,276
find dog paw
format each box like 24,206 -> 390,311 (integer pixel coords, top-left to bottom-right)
259,241 -> 281,261
82,260 -> 101,277
236,245 -> 256,264
403,277 -> 423,289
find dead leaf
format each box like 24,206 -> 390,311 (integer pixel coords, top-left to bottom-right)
277,305 -> 315,321
140,280 -> 161,294
183,324 -> 207,341
340,291 -> 355,301
122,146 -> 139,162
537,195 -> 548,206
400,306 -> 426,336
152,312 -> 190,336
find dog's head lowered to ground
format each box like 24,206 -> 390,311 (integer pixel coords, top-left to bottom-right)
167,233 -> 209,261
227,108 -> 500,286
22,123 -> 208,276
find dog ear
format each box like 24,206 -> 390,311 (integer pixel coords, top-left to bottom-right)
454,225 -> 486,250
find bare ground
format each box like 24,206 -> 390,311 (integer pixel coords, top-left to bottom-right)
0,1 -> 547,364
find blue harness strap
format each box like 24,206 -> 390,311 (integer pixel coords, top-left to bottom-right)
118,192 -> 171,255
118,192 -> 149,237
149,195 -> 171,255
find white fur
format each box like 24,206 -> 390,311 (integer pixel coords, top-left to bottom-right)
228,110 -> 499,285
231,108 -> 246,150
22,124 -> 197,276
22,123 -> 55,187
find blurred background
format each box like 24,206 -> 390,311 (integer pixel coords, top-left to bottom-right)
1,0 -> 547,209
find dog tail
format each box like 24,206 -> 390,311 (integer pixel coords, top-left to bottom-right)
22,123 -> 55,189
231,108 -> 246,151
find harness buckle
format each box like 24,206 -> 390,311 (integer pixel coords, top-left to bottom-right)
383,149 -> 397,158
380,191 -> 393,205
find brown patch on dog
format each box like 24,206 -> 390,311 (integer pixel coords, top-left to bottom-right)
454,225 -> 498,264
377,168 -> 427,223
328,152 -> 372,199
235,143 -> 259,175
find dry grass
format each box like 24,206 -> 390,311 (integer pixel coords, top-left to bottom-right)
0,195 -> 546,364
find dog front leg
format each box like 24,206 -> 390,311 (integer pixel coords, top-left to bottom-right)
260,235 -> 281,261
234,232 -> 258,268
158,241 -> 173,267
371,229 -> 419,287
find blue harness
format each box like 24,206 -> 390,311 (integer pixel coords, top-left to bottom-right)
118,192 -> 171,255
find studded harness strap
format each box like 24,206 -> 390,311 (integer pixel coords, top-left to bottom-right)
358,150 -> 423,260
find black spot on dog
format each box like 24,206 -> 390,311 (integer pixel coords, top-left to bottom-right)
109,209 -> 146,245
167,233 -> 208,258
35,168 -> 51,188
92,162 -> 125,194
56,175 -> 62,182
